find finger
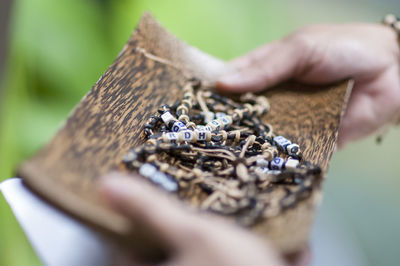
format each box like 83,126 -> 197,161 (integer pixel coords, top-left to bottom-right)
216,39 -> 301,93
337,65 -> 400,148
98,173 -> 195,249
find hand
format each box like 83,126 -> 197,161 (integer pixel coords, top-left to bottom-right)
99,173 -> 309,266
217,23 -> 400,148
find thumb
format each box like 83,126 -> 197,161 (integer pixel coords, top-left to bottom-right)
98,173 -> 196,250
217,39 -> 301,93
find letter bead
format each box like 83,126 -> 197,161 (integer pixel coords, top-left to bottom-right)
215,112 -> 227,119
181,130 -> 194,141
139,163 -> 157,177
171,121 -> 187,132
269,157 -> 284,170
161,111 -> 175,125
286,143 -> 300,156
195,130 -> 208,141
220,116 -> 232,129
274,136 -> 292,150
197,125 -> 213,131
150,171 -> 178,192
285,159 -> 299,170
163,132 -> 178,143
207,119 -> 222,131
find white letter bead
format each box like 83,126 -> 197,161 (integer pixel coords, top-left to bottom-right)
161,111 -> 175,124
163,132 -> 178,143
274,136 -> 291,149
215,112 -> 227,119
269,157 -> 284,170
181,130 -> 194,141
285,159 -> 299,170
195,130 -> 208,141
220,116 -> 232,129
207,119 -> 222,131
256,158 -> 269,168
139,163 -> 157,177
196,125 -> 213,131
171,121 -> 187,132
150,171 -> 178,192
287,144 -> 300,155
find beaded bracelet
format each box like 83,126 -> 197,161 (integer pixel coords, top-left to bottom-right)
383,14 -> 400,125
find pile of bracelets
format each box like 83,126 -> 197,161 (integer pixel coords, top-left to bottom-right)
123,78 -> 321,226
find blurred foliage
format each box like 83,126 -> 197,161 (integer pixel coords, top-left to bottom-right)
0,0 -> 399,266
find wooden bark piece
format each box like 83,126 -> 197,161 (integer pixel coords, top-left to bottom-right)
253,81 -> 353,252
18,12 -> 353,258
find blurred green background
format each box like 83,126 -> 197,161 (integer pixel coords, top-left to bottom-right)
0,0 -> 399,265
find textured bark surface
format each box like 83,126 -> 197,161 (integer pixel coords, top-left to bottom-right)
18,12 -> 353,259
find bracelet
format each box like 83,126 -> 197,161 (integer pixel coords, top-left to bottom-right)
383,14 -> 400,125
